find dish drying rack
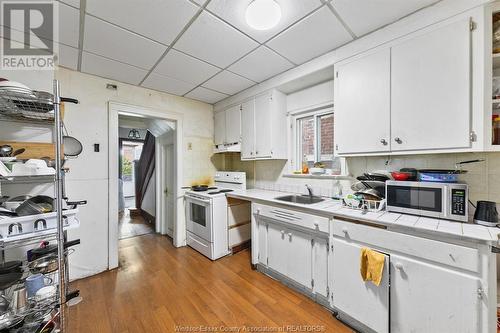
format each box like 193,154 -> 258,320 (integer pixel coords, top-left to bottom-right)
0,80 -> 81,332
342,197 -> 386,213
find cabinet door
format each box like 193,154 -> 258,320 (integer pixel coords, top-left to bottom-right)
312,237 -> 329,298
214,111 -> 226,146
335,49 -> 391,154
267,223 -> 287,276
332,239 -> 390,333
391,19 -> 471,151
391,255 -> 481,333
254,93 -> 272,158
286,228 -> 313,288
241,99 -> 255,159
225,105 -> 241,145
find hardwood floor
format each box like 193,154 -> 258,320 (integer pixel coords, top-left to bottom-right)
118,209 -> 155,239
68,234 -> 352,332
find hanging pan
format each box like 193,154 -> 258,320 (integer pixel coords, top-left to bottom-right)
63,136 -> 83,158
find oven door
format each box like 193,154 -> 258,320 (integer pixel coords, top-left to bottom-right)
386,182 -> 444,218
185,194 -> 213,242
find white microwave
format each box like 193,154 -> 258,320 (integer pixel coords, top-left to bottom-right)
386,181 -> 468,222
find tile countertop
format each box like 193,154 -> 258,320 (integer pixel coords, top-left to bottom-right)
227,189 -> 500,246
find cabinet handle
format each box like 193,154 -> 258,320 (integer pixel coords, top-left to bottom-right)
395,263 -> 404,271
341,227 -> 348,234
256,151 -> 259,155
280,230 -> 285,236
380,139 -> 387,145
250,151 -> 253,155
394,137 -> 402,144
314,222 -> 319,229
288,233 -> 292,241
254,209 -> 260,215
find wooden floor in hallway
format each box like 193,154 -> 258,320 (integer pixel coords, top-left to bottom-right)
68,234 -> 352,333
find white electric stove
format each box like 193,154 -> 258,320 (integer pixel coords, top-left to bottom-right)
185,171 -> 246,260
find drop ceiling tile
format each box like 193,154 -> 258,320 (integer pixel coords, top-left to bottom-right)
56,44 -> 79,70
185,86 -> 228,104
175,11 -> 258,68
86,0 -> 198,45
141,72 -> 196,96
331,0 -> 440,37
81,52 -> 148,85
83,15 -> 166,69
202,70 -> 255,95
332,0 -> 439,36
207,0 -> 322,43
228,46 -> 294,83
267,6 -> 352,65
154,49 -> 220,85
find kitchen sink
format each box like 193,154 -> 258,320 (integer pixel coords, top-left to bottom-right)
275,195 -> 324,205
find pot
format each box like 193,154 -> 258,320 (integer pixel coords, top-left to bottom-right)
356,173 -> 390,182
391,171 -> 413,181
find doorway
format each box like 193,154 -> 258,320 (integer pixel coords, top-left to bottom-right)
108,102 -> 184,270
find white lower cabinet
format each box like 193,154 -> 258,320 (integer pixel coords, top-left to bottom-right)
331,239 -> 390,333
312,236 -> 329,300
390,255 -> 481,333
267,222 -> 288,276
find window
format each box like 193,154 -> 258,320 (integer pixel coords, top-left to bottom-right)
293,108 -> 341,174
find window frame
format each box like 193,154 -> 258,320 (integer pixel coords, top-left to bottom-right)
289,106 -> 345,176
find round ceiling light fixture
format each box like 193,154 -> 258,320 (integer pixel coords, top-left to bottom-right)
245,0 -> 282,31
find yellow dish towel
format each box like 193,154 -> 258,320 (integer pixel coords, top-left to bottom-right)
360,247 -> 385,286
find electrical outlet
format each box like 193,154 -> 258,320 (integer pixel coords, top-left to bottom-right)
187,142 -> 193,150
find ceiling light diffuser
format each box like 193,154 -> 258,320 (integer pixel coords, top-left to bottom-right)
246,0 -> 282,31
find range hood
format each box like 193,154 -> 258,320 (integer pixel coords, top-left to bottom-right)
213,142 -> 241,154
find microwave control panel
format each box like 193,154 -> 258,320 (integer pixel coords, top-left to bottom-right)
451,189 -> 466,216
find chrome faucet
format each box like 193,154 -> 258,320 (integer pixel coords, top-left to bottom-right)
305,184 -> 314,199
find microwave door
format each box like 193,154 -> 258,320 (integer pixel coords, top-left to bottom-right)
387,185 -> 421,215
417,186 -> 443,218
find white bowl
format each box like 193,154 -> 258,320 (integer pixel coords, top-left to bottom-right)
310,168 -> 326,175
35,285 -> 56,302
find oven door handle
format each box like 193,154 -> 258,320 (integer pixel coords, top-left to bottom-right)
186,196 -> 211,204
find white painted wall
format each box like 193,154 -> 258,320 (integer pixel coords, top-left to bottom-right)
141,170 -> 156,217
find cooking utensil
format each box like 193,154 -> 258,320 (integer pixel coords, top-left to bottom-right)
0,261 -> 22,275
11,148 -> 25,157
391,171 -> 413,181
4,195 -> 31,212
28,248 -> 74,275
0,145 -> 12,157
357,173 -> 390,182
418,169 -> 465,183
351,181 -> 386,197
399,168 -> 418,180
354,191 -> 383,201
455,159 -> 485,169
63,136 -> 83,158
15,195 -> 53,216
10,286 -> 27,314
30,239 -> 80,261
474,201 -> 499,227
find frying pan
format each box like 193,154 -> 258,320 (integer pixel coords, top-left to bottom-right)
30,239 -> 80,261
0,272 -> 22,290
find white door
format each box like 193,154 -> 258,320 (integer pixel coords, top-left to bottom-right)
254,93 -> 272,158
390,255 -> 481,333
267,222 -> 287,276
164,144 -> 175,237
391,19 -> 471,151
332,239 -> 390,333
286,228 -> 313,288
225,105 -> 241,145
241,99 -> 255,160
214,111 -> 226,146
312,236 -> 329,298
335,48 -> 391,154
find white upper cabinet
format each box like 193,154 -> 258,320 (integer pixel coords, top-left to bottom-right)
224,105 -> 241,145
391,19 -> 472,152
335,48 -> 391,154
240,99 -> 255,160
335,16 -> 477,156
240,90 -> 288,160
214,111 -> 226,146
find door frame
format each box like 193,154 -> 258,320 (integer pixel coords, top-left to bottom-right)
159,141 -> 175,237
108,101 -> 184,270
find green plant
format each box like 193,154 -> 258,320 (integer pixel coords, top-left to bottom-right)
122,158 -> 133,176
